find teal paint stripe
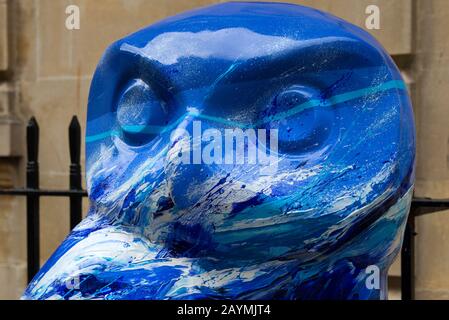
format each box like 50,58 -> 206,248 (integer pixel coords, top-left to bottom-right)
85,112 -> 189,143
85,130 -> 120,143
86,80 -> 406,143
121,125 -> 165,134
256,80 -> 406,125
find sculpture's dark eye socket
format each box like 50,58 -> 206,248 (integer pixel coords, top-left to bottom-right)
262,85 -> 333,155
117,79 -> 168,145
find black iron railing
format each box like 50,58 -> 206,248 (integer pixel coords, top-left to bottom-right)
0,116 -> 448,299
401,199 -> 449,300
0,116 -> 88,282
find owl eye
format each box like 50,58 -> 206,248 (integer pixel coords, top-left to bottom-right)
262,85 -> 334,155
117,79 -> 168,145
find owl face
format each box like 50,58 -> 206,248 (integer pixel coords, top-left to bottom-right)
84,3 -> 414,264
23,2 -> 415,300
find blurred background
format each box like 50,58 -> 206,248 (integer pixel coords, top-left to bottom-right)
0,0 -> 448,299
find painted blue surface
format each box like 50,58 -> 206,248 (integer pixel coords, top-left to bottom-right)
23,2 -> 415,300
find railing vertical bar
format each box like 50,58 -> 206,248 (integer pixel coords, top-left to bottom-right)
26,117 -> 40,283
401,206 -> 416,300
69,116 -> 82,230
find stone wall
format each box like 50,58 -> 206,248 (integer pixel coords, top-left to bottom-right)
413,0 -> 449,300
0,0 -> 447,299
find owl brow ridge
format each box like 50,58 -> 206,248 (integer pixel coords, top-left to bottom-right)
85,80 -> 406,143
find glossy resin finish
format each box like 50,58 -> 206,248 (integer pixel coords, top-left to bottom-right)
24,2 -> 415,300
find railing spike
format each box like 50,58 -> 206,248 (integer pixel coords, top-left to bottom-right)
27,117 -> 39,163
69,116 -> 81,164
26,116 -> 40,282
69,115 -> 83,229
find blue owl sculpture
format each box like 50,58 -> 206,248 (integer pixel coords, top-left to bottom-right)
23,2 -> 415,300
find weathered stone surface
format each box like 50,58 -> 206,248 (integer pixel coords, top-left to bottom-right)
412,0 -> 449,300
0,0 -> 8,71
293,0 -> 412,55
0,263 -> 27,299
0,160 -> 26,299
31,0 -> 412,81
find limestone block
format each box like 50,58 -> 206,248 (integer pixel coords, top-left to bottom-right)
0,120 -> 22,157
0,167 -> 26,299
0,82 -> 11,116
33,0 -> 412,80
20,77 -> 90,184
0,263 -> 27,299
20,77 -> 90,262
0,0 -> 8,71
0,85 -> 22,157
13,0 -> 39,81
36,0 -> 168,79
225,0 -> 413,55
415,211 -> 449,299
40,197 -> 70,264
412,1 -> 449,300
